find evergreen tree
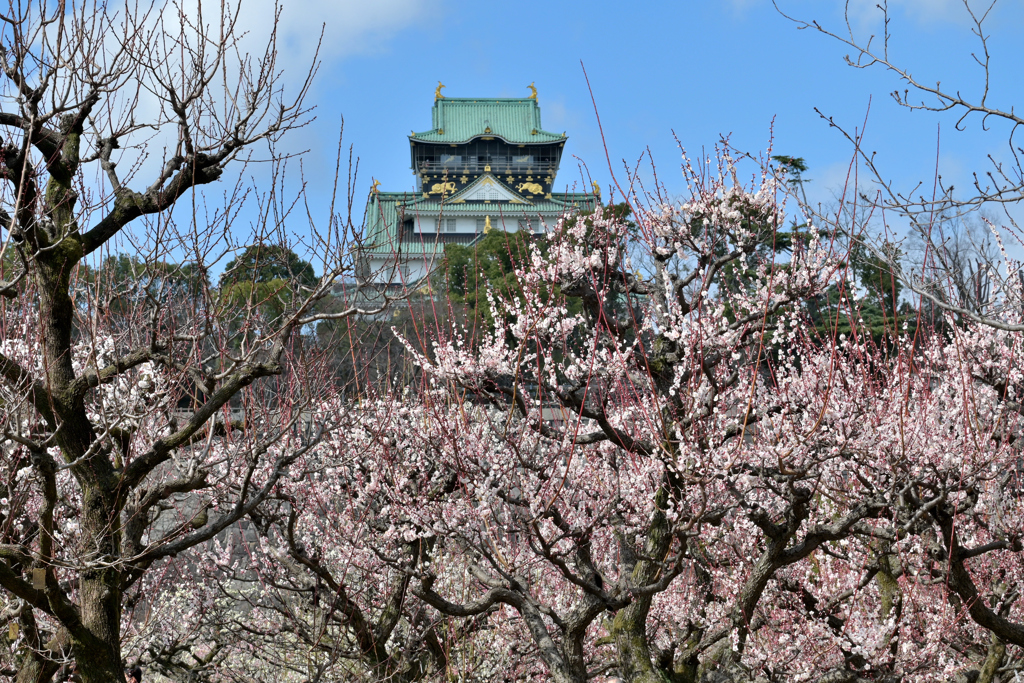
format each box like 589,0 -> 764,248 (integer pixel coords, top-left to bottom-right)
220,245 -> 318,323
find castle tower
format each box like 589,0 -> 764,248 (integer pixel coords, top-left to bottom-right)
360,85 -> 598,286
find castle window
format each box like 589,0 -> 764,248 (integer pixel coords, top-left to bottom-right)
439,218 -> 457,232
476,218 -> 486,232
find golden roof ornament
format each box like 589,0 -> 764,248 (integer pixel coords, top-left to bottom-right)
371,179 -> 381,194
527,82 -> 537,100
435,81 -> 446,101
592,180 -> 601,197
484,215 -> 493,233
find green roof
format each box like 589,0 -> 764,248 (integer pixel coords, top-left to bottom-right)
361,191 -> 598,255
411,98 -> 565,144
363,192 -> 413,255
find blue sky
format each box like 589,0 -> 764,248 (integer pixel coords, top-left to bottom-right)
222,0 -> 1024,245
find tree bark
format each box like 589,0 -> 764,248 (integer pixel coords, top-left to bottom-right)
23,137 -> 127,683
611,485 -> 675,683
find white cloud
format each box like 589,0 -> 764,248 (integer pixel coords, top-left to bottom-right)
92,0 -> 428,183
770,0 -> 994,31
42,0 -> 428,261
844,0 -> 982,30
230,0 -> 428,73
725,0 -> 760,16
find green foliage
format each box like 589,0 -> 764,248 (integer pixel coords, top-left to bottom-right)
771,155 -> 809,183
442,230 -> 532,307
851,241 -> 915,342
77,253 -> 209,320
439,224 -> 541,331
772,155 -> 811,208
97,253 -> 207,289
573,201 -> 636,239
686,193 -> 793,307
852,240 -> 903,315
219,245 -> 318,322
220,244 -> 317,289
804,241 -> 915,347
439,203 -> 634,330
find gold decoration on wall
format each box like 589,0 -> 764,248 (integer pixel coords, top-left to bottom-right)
460,175 -> 469,184
527,82 -> 537,100
435,81 -> 446,100
517,182 -> 544,195
505,176 -> 514,184
429,181 -> 456,195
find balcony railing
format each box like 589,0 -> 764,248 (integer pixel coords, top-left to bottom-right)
416,161 -> 558,175
403,232 -> 482,245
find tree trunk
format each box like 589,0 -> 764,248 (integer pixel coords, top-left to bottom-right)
612,485 -> 675,683
34,174 -> 126,683
73,488 -> 125,683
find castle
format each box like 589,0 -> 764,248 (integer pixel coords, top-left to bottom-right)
360,83 -> 599,286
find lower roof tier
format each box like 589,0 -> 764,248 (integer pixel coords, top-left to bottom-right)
361,188 -> 599,255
